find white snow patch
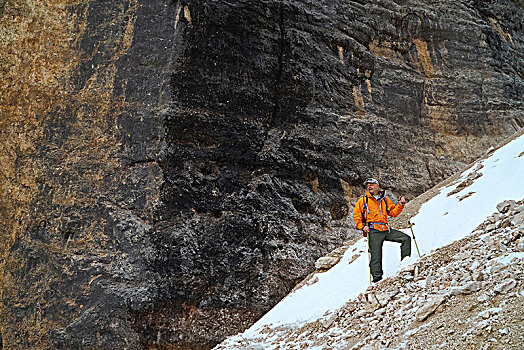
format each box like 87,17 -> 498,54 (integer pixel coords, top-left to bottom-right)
478,307 -> 503,319
493,252 -> 524,265
405,321 -> 434,337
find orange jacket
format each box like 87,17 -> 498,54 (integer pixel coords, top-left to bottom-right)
353,191 -> 404,232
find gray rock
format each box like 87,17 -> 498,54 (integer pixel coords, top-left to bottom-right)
426,275 -> 436,287
469,261 -> 481,272
477,294 -> 490,302
496,200 -> 517,214
511,212 -> 524,227
449,287 -> 464,296
367,293 -> 379,305
486,224 -> 497,232
315,256 -> 342,270
364,303 -> 381,313
403,274 -> 414,281
490,263 -> 506,274
321,313 -> 338,329
415,295 -> 446,322
461,281 -> 482,294
453,252 -> 470,260
486,215 -> 497,224
448,281 -> 481,296
388,288 -> 400,299
376,293 -> 391,306
494,279 -> 518,294
306,275 -> 319,286
501,218 -> 513,228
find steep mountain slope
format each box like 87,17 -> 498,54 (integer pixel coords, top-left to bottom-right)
1,1 -> 524,348
215,130 -> 524,349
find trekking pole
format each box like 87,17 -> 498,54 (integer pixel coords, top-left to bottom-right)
366,237 -> 372,285
365,232 -> 372,285
406,212 -> 421,257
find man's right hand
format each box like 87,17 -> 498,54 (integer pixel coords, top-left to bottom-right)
363,225 -> 370,237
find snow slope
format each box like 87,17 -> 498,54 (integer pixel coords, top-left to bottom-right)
217,131 -> 524,348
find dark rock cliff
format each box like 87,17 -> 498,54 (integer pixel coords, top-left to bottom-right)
0,0 -> 523,348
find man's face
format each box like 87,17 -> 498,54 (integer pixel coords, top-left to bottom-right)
366,182 -> 379,195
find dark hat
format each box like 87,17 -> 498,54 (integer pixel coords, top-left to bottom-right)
363,178 -> 380,186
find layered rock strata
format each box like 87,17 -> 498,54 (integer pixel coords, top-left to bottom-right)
1,0 -> 523,348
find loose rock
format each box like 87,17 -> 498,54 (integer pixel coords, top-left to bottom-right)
496,200 -> 517,213
415,295 -> 446,322
315,256 -> 342,271
494,279 -> 517,294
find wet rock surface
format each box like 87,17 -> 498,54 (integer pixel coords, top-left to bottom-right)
1,0 -> 524,349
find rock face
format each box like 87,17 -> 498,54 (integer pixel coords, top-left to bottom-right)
0,0 -> 523,349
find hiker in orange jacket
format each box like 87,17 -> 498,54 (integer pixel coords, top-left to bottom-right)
353,178 -> 411,283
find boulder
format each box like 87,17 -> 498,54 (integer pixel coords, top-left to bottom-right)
518,240 -> 524,252
496,200 -> 517,214
511,212 -> 524,227
415,295 -> 447,322
461,281 -> 482,294
315,256 -> 342,270
494,279 -> 518,294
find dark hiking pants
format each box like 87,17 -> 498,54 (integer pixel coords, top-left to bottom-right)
368,228 -> 411,282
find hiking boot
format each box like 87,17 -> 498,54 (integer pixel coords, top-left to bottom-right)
372,276 -> 382,283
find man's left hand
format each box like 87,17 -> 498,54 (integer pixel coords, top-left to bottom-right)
399,196 -> 406,206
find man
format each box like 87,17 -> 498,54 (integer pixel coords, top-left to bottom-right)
353,178 -> 411,283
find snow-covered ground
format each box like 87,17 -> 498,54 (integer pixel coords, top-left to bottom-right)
217,132 -> 524,349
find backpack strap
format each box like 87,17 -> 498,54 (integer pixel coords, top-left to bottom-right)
383,197 -> 391,217
361,195 -> 369,224
381,191 -> 392,217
